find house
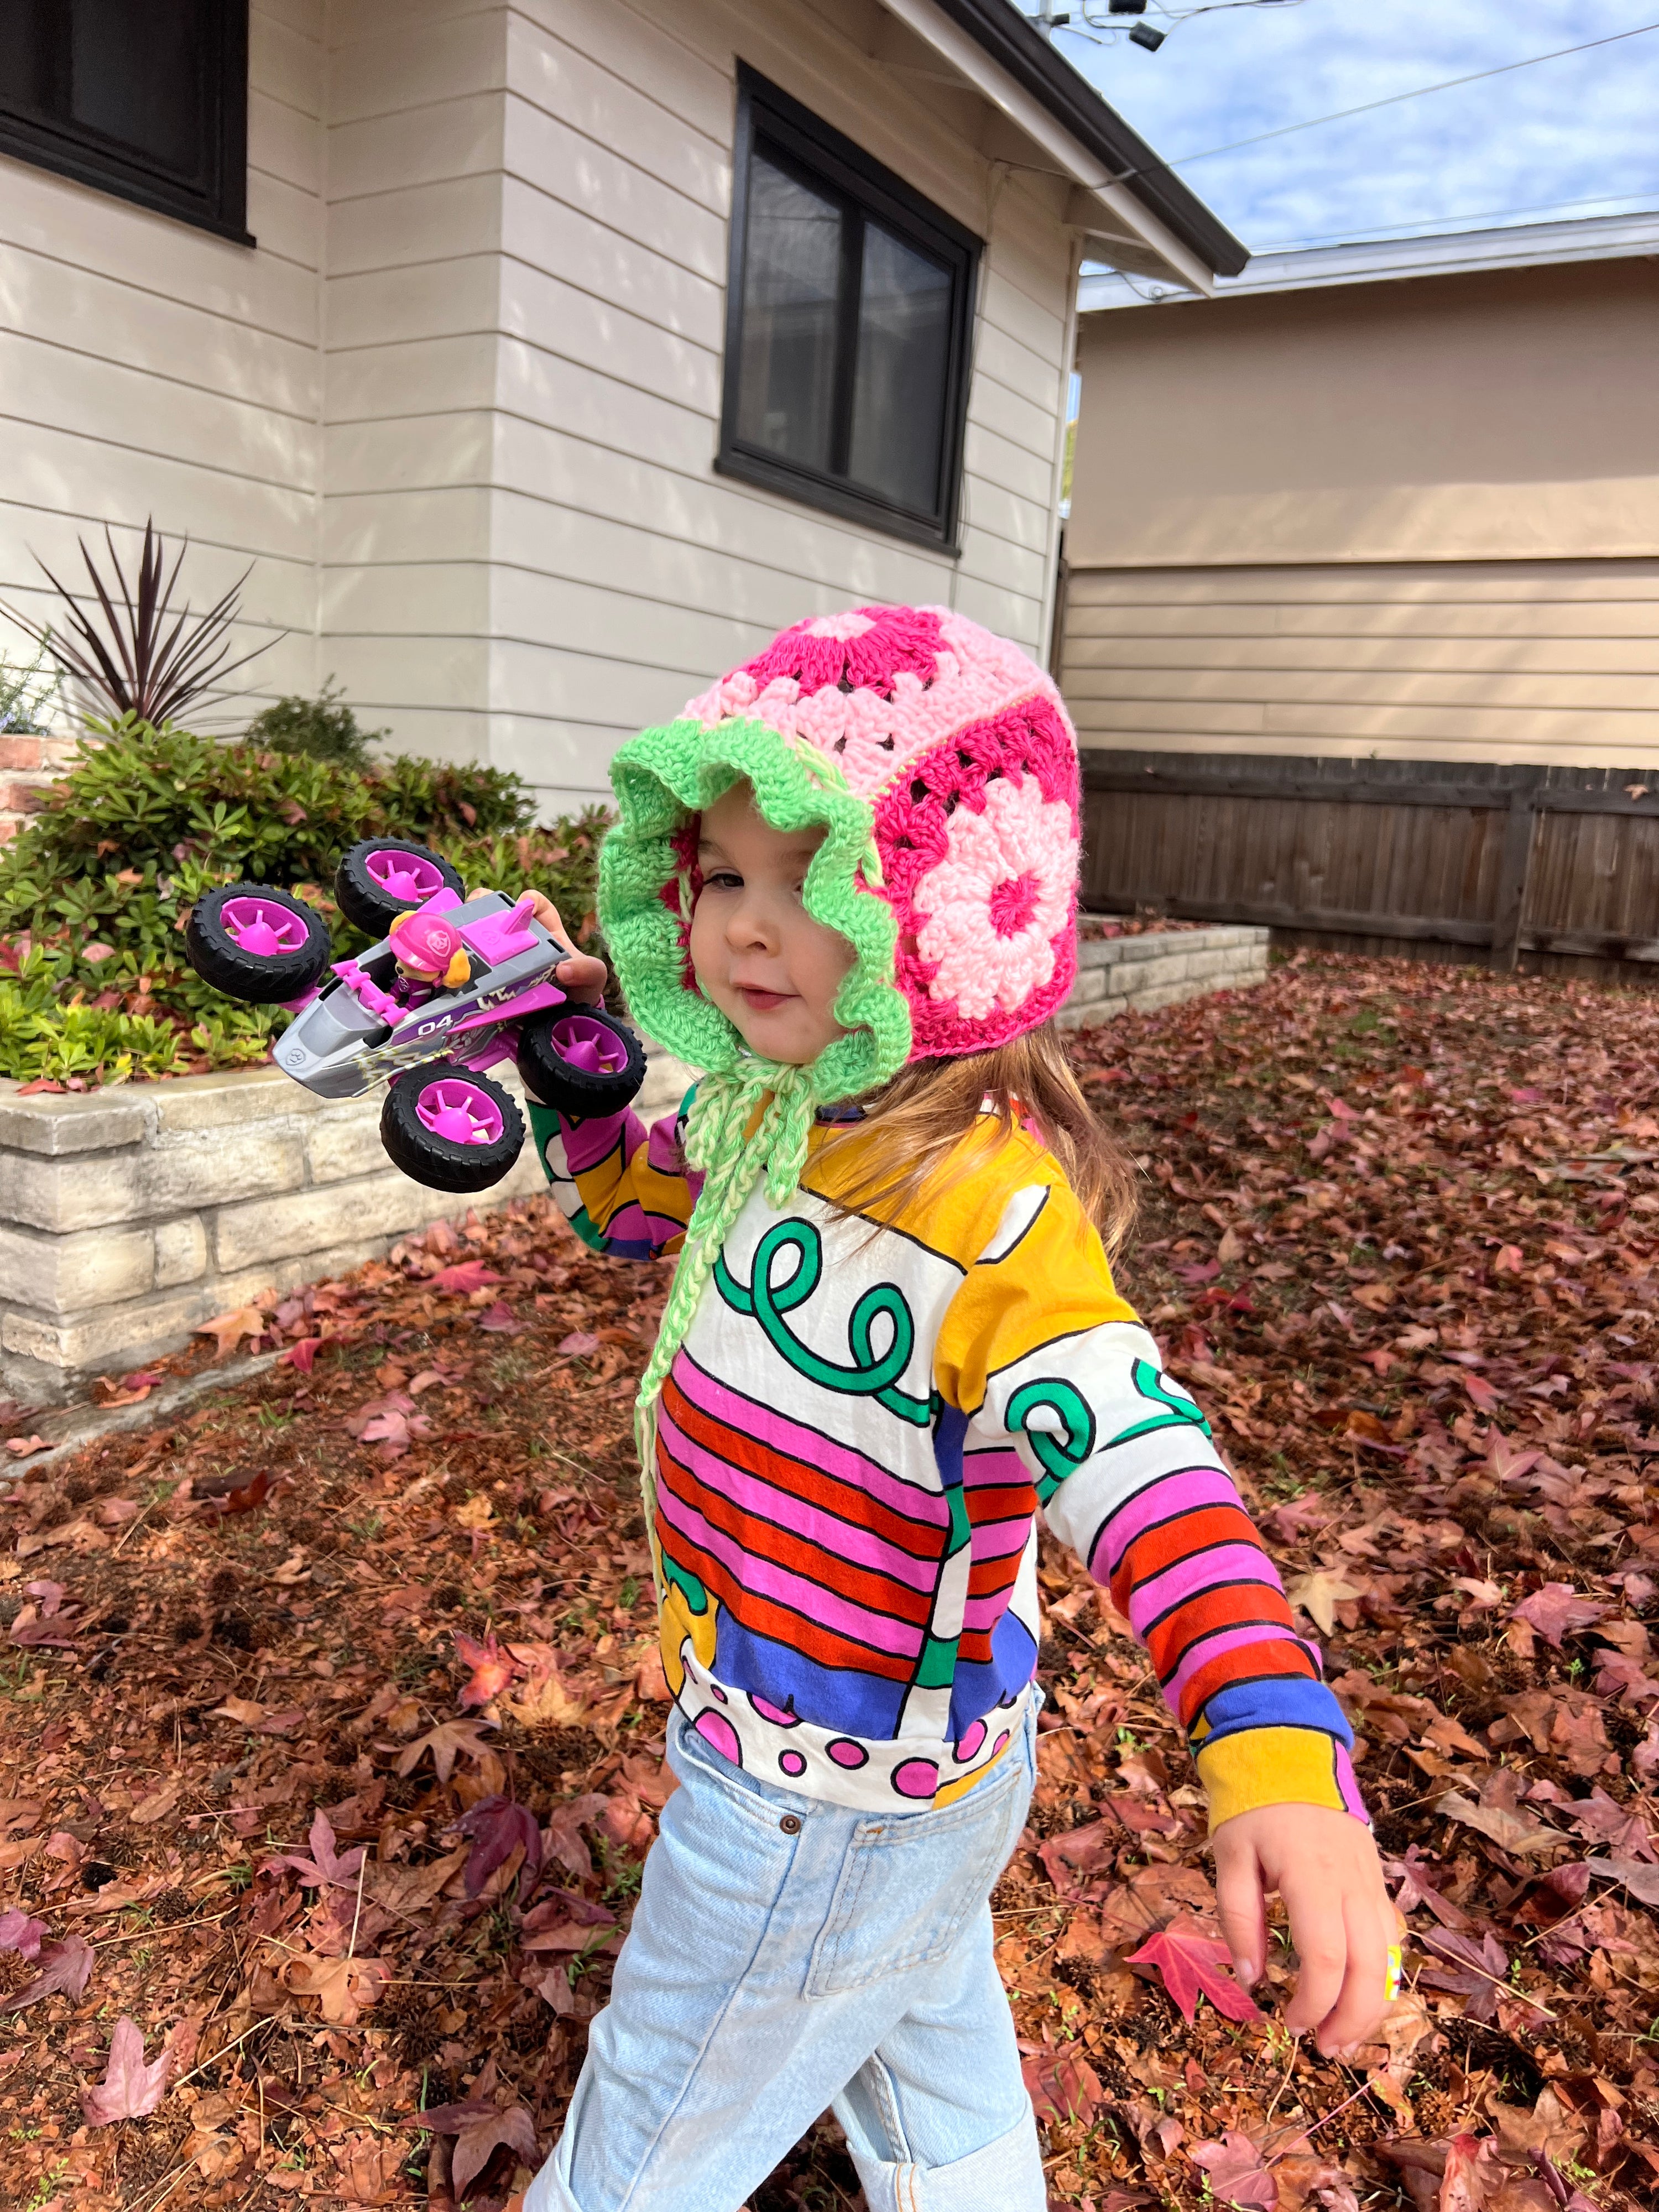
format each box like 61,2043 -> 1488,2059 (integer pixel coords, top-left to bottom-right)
1057,212 -> 1659,972
0,0 -> 1242,827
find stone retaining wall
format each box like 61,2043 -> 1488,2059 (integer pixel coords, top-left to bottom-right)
1056,922 -> 1270,1028
0,925 -> 1267,1402
0,1053 -> 692,1404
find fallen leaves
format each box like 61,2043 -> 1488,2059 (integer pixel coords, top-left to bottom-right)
0,1933 -> 92,2011
1123,1917 -> 1262,2026
81,2014 -> 171,2124
6,964 -> 1659,2210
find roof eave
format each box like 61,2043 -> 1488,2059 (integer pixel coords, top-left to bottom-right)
926,0 -> 1249,279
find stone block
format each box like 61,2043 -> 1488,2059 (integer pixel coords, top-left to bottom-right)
143,1126 -> 309,1216
1120,982 -> 1193,1015
1067,968 -> 1106,1005
0,1219 -> 154,1314
2,1280 -> 230,1373
3,1147 -> 147,1235
0,1088 -> 150,1156
306,1108 -> 392,1186
213,1170 -> 451,1273
149,1066 -> 314,1133
154,1218 -> 208,1288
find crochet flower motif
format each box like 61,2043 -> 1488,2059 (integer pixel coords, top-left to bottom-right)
740,604 -> 944,701
912,775 -> 1078,1020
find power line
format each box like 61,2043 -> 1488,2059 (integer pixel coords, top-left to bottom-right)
1145,20 -> 1659,175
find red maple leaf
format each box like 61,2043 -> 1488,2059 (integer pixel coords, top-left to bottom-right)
1190,2132 -> 1279,2211
1124,1916 -> 1262,2026
455,1629 -> 518,1710
430,1259 -> 501,1295
453,1793 -> 542,1900
260,1809 -> 366,1892
1,1935 -> 93,2013
82,2016 -> 171,2126
1510,1582 -> 1605,1648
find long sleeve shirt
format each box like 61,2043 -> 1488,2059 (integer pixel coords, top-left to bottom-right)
528,1092 -> 1366,1829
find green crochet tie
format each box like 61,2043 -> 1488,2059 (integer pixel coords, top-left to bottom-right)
632,1057 -> 819,1588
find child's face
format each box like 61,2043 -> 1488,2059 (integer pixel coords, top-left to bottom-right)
688,781 -> 854,1066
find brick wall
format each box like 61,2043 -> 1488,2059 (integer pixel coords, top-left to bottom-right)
0,729 -> 78,841
1055,923 -> 1270,1028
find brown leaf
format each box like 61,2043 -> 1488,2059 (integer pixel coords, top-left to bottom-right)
82,2015 -> 171,2125
1434,1791 -> 1561,1856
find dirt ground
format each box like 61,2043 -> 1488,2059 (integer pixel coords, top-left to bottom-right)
2,951 -> 1656,2211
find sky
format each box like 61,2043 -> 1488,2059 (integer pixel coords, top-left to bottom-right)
1018,1 -> 1659,255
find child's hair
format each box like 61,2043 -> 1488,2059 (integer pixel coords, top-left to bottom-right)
820,1021 -> 1138,1261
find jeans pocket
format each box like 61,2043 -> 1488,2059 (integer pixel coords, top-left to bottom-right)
804,1730 -> 1032,1999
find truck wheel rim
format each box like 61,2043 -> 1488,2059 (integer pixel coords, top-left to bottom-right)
221,895 -> 309,959
549,1014 -> 630,1076
414,1076 -> 503,1147
365,849 -> 447,904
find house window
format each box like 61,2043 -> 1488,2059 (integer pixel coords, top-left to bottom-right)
719,67 -> 979,551
0,1 -> 250,242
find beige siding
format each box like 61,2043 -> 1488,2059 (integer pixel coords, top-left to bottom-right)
442,0 -> 1072,809
3,0 -> 1074,814
0,1 -> 326,726
1061,562 -> 1659,769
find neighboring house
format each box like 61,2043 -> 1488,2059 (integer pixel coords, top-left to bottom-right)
0,0 -> 1241,827
1056,212 -> 1659,971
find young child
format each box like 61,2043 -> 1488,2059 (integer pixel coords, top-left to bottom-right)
518,606 -> 1393,2212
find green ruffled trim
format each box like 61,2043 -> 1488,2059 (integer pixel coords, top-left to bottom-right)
598,716 -> 912,1102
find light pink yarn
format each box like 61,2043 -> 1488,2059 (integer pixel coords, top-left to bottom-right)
679,603 -> 1082,1061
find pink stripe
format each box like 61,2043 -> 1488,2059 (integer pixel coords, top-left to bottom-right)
559,1110 -> 640,1174
968,1518 -> 1030,1562
671,1355 -> 950,1531
1097,1467 -> 1242,1576
655,1485 -> 924,1658
963,1447 -> 1027,1487
1129,1543 -> 1282,1634
1335,1744 -> 1369,1823
1163,1620 -> 1298,1707
963,1594 -> 1019,1631
656,1402 -> 940,1593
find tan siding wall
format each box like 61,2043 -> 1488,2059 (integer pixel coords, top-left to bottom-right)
1061,563 -> 1659,770
0,0 -> 326,726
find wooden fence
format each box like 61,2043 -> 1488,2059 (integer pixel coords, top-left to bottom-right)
1080,752 -> 1659,977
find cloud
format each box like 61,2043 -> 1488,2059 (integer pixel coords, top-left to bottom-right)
1041,0 -> 1659,251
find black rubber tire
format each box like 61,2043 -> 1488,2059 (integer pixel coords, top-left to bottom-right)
380,1061 -> 525,1192
515,1005 -> 645,1118
185,885 -> 331,1004
333,838 -> 466,936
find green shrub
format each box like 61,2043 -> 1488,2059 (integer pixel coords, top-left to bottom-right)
0,648 -> 57,737
244,679 -> 384,770
0,716 -> 609,1087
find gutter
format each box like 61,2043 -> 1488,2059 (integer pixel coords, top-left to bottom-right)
929,0 -> 1249,278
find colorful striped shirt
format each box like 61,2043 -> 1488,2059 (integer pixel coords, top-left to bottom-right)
529,1093 -> 1365,1828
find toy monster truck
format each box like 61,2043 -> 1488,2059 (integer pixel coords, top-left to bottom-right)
185,838 -> 644,1193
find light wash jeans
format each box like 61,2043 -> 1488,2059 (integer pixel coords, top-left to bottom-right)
523,1703 -> 1042,2212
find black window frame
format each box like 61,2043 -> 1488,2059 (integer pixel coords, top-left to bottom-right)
717,66 -> 980,554
0,2 -> 252,245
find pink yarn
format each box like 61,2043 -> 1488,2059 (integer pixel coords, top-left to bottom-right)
678,605 -> 1082,1063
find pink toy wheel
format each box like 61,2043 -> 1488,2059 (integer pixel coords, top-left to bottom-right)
514,1005 -> 645,1119
334,838 -> 465,934
185,884 -> 331,1003
380,1060 -> 524,1192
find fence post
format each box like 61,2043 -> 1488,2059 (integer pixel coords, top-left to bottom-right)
1490,773 -> 1542,972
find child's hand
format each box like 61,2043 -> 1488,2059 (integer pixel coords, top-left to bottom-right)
524,891 -> 608,1005
1212,1803 -> 1397,2056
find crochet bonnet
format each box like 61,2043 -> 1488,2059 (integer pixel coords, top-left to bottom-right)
601,602 -> 1082,1109
603,603 -> 1084,1482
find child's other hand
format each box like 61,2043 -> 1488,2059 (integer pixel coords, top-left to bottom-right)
524,891 -> 608,1005
1212,1803 -> 1397,2056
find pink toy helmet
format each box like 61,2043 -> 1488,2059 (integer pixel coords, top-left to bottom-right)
388,910 -> 471,987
